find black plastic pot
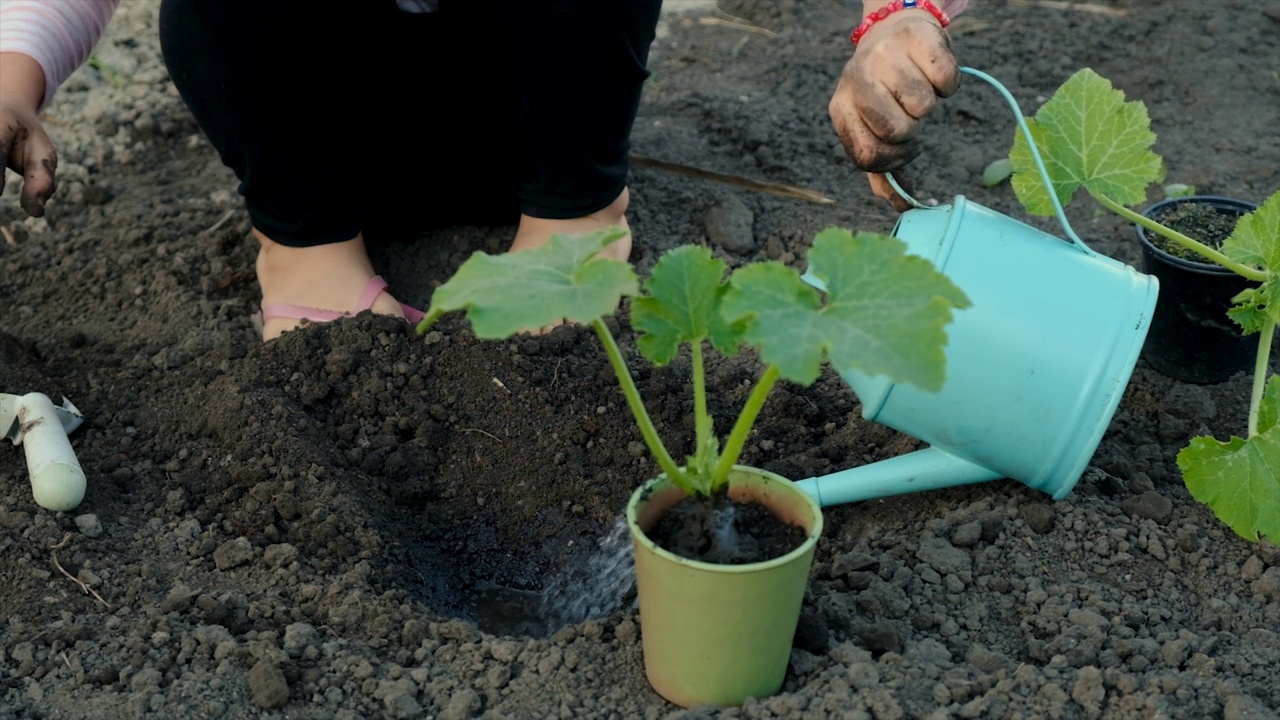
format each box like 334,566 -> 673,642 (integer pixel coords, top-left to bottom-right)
1136,196 -> 1259,384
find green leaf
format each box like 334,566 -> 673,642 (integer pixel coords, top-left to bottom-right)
1222,193 -> 1280,334
1178,415 -> 1280,544
1162,183 -> 1196,199
980,158 -> 1014,188
424,229 -> 636,338
721,228 -> 971,390
1223,192 -> 1280,276
1176,375 -> 1280,542
631,245 -> 746,365
1010,68 -> 1165,216
1179,433 -> 1280,542
1259,374 -> 1280,435
1225,287 -> 1272,336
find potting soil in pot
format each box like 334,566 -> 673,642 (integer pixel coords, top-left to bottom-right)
1145,202 -> 1241,260
646,494 -> 807,564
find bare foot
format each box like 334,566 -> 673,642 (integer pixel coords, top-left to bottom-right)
509,188 -> 632,261
256,230 -> 405,341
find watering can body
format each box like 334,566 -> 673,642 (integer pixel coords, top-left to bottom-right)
796,197 -> 1158,507
796,67 -> 1159,508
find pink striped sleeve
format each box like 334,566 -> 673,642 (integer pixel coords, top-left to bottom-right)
0,0 -> 120,109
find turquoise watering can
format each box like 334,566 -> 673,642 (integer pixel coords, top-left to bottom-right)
795,68 -> 1160,508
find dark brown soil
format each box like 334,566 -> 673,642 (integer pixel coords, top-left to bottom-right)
3,1 -> 1280,718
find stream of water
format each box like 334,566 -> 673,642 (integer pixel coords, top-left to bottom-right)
472,517 -> 636,636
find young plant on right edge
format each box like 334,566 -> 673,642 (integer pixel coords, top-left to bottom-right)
1007,68 -> 1280,542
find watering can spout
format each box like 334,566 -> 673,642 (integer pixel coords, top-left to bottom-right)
796,448 -> 1003,508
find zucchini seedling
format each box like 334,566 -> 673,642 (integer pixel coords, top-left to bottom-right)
416,227 -> 969,500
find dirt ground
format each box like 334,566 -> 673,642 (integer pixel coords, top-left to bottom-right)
3,1 -> 1280,718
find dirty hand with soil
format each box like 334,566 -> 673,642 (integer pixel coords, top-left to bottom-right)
0,51 -> 58,218
828,0 -> 964,211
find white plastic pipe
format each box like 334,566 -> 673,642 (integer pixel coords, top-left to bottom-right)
15,393 -> 86,512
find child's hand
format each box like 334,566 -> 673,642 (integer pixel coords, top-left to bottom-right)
0,52 -> 58,218
828,9 -> 959,211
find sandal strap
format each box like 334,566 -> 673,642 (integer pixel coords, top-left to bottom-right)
399,303 -> 426,324
354,275 -> 391,312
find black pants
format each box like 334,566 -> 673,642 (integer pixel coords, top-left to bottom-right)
158,0 -> 662,247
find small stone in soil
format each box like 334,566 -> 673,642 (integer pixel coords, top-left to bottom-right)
1020,503 -> 1056,535
0,509 -> 32,529
793,609 -> 830,654
213,537 -> 255,570
1121,491 -> 1174,524
859,620 -> 903,656
705,194 -> 756,253
1256,537 -> 1280,566
247,661 -> 290,709
161,583 -> 197,613
263,542 -> 298,567
950,520 -> 983,547
74,513 -> 103,538
1252,567 -> 1280,601
441,689 -> 482,720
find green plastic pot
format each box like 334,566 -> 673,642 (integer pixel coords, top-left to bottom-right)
625,466 -> 823,707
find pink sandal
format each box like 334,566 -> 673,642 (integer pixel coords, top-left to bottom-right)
261,275 -> 426,326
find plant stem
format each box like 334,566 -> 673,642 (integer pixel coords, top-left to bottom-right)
1247,319 -> 1275,438
1095,194 -> 1268,282
415,308 -> 444,335
691,338 -> 712,469
591,318 -> 685,487
711,364 -> 781,488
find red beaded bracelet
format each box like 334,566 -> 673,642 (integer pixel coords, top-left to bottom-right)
851,0 -> 951,44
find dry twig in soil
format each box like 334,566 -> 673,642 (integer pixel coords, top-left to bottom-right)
49,536 -> 111,609
698,16 -> 777,37
630,154 -> 834,205
1009,0 -> 1129,17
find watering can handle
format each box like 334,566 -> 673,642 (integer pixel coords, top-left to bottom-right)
887,66 -> 1093,254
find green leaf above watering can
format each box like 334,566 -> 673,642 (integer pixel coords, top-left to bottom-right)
1009,68 -> 1165,216
721,229 -> 972,390
632,245 -> 747,365
1178,375 -> 1280,542
415,228 -> 637,337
